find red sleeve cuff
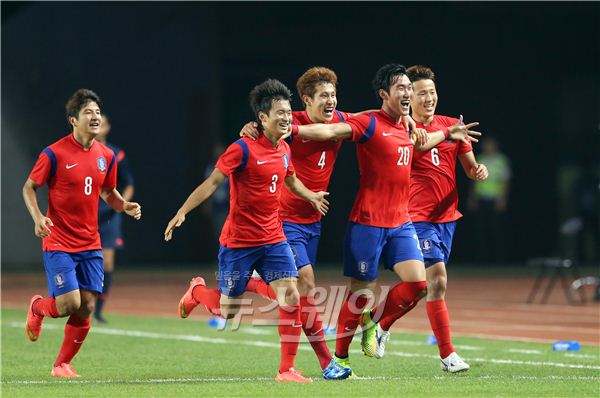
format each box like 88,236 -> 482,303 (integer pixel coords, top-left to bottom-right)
291,125 -> 299,136
443,126 -> 450,139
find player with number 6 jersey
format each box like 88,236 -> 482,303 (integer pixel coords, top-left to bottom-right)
22,89 -> 142,378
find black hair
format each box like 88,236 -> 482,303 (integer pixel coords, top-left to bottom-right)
65,88 -> 101,122
249,79 -> 292,123
371,64 -> 408,104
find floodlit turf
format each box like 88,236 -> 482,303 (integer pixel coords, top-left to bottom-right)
2,308 -> 599,397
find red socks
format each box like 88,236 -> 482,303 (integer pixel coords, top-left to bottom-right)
335,292 -> 369,358
191,285 -> 222,316
278,305 -> 302,373
375,281 -> 426,324
245,278 -> 277,301
300,296 -> 332,370
54,314 -> 91,366
32,297 -> 60,318
378,299 -> 418,331
426,299 -> 454,358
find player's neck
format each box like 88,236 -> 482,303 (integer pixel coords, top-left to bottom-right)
412,113 -> 434,126
306,109 -> 326,124
262,130 -> 282,147
72,130 -> 96,150
381,104 -> 402,124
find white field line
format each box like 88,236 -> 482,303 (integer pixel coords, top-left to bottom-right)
6,322 -> 600,371
3,375 -> 600,385
507,348 -> 544,355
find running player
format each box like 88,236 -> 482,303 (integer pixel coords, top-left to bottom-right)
289,64 -> 480,370
23,89 -> 142,378
367,65 -> 488,372
240,67 -> 354,376
164,79 -> 347,382
94,114 -> 135,323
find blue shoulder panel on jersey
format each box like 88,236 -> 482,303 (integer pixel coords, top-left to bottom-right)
358,115 -> 376,144
106,153 -> 116,176
336,110 -> 346,122
42,148 -> 57,177
234,139 -> 249,172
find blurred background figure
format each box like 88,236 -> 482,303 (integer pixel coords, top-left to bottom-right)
468,136 -> 511,264
95,115 -> 135,323
202,143 -> 230,245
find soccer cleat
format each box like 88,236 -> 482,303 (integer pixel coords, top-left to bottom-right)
322,358 -> 352,380
93,313 -> 107,324
334,355 -> 357,378
178,276 -> 205,318
275,368 -> 313,383
360,310 -> 378,357
51,363 -> 80,378
374,325 -> 391,359
440,352 -> 470,373
25,295 -> 44,342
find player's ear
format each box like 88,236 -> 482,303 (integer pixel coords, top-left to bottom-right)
378,88 -> 388,102
302,95 -> 311,108
258,111 -> 268,124
68,116 -> 77,128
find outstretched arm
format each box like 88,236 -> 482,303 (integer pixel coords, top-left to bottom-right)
414,115 -> 481,152
295,123 -> 353,142
164,168 -> 227,241
22,178 -> 54,238
284,174 -> 330,216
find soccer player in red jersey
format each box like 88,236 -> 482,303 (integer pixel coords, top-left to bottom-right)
240,67 -> 355,377
373,65 -> 488,372
290,64 -> 480,370
23,89 -> 142,378
164,79 -> 339,382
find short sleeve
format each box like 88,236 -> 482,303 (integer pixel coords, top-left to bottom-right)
285,147 -> 295,177
345,114 -> 375,143
103,153 -> 118,189
216,142 -> 244,176
28,150 -> 52,186
458,139 -> 473,155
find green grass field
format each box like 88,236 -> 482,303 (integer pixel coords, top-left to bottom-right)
2,308 -> 599,397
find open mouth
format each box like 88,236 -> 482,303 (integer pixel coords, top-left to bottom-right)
90,121 -> 100,128
323,107 -> 334,116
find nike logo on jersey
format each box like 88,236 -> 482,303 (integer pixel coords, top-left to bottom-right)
382,132 -> 394,137
66,163 -> 78,169
256,160 -> 269,165
301,139 -> 311,143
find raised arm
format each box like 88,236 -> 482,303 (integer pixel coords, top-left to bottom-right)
22,179 -> 54,238
164,168 -> 227,241
284,174 -> 330,216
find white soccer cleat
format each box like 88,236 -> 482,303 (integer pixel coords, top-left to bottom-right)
375,325 -> 390,359
440,352 -> 470,373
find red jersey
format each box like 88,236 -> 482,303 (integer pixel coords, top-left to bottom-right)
28,134 -> 117,252
279,110 -> 348,224
345,109 -> 414,228
216,135 -> 295,248
409,115 -> 473,223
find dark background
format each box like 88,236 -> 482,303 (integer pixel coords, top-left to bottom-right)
2,2 -> 599,268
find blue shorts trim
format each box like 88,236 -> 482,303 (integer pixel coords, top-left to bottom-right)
283,221 -> 321,270
43,250 -> 104,297
413,221 -> 457,268
99,212 -> 124,249
343,222 -> 423,282
217,241 -> 298,297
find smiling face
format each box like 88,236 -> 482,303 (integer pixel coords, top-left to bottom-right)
304,82 -> 337,123
411,78 -> 437,122
259,99 -> 292,139
70,101 -> 102,136
380,74 -> 413,118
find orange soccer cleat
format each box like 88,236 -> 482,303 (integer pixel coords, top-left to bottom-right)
178,276 -> 206,318
25,295 -> 44,342
275,368 -> 313,383
51,363 -> 80,378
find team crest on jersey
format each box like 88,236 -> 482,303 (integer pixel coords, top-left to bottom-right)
358,261 -> 368,274
54,273 -> 65,289
282,154 -> 289,169
97,157 -> 107,172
